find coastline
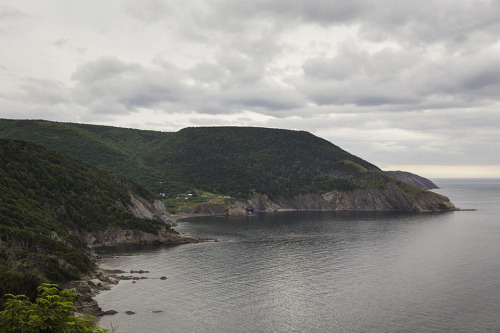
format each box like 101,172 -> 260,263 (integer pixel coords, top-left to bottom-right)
66,218 -> 216,319
68,205 -> 461,320
169,212 -> 223,224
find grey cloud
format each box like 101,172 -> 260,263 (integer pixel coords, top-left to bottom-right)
71,57 -> 186,114
0,4 -> 26,34
222,84 -> 304,111
203,0 -> 500,50
123,0 -> 172,23
18,78 -> 71,106
0,4 -> 25,21
298,41 -> 500,110
53,38 -> 70,48
209,0 -> 369,26
71,56 -> 143,83
71,55 -> 305,116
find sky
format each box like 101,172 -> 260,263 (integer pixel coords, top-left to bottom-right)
1,0 -> 499,178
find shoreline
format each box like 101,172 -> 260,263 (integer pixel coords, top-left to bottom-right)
70,207 -> 466,320
169,212 -> 222,224
67,215 -> 217,320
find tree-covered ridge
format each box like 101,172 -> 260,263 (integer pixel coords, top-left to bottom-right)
0,119 -> 165,190
0,138 -> 164,300
151,126 -> 382,198
0,119 -> 395,199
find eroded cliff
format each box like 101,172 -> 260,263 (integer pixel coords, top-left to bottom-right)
124,194 -> 176,227
236,184 -> 454,213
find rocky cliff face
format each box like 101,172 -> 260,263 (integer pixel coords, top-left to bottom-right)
124,193 -> 176,227
75,193 -> 210,247
80,228 -> 205,247
237,185 -> 454,213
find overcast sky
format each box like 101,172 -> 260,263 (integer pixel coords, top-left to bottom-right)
1,0 -> 499,177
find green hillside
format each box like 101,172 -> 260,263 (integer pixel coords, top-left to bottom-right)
0,138 -> 165,300
0,119 -> 165,189
150,126 -> 381,198
0,119 -> 392,200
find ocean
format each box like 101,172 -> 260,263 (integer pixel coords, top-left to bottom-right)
95,179 -> 500,332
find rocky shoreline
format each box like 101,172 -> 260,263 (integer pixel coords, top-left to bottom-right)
65,224 -> 216,320
65,263 -> 173,318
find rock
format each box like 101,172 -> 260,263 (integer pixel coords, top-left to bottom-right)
103,269 -> 127,274
236,185 -> 455,213
100,310 -> 118,316
88,279 -> 102,287
125,311 -> 135,315
83,228 -> 209,247
126,194 -> 176,227
159,276 -> 167,280
108,277 -> 119,284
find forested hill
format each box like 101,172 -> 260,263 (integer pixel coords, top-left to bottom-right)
0,119 -> 380,198
0,119 -> 455,214
0,119 -> 166,190
150,126 -> 380,198
0,138 -> 167,299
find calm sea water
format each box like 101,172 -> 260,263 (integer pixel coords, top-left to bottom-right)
96,179 -> 500,332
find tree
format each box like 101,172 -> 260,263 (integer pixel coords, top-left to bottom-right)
0,283 -> 107,333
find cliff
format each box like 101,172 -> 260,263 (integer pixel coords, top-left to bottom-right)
77,228 -> 205,247
234,184 -> 454,214
125,194 -> 176,227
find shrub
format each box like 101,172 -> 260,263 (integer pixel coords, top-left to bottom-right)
0,283 -> 107,332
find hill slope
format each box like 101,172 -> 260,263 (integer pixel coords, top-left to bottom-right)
0,119 -> 454,213
0,138 -> 182,299
385,171 -> 439,189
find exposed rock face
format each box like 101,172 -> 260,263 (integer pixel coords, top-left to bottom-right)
385,171 -> 439,190
125,193 -> 176,227
81,229 -> 207,247
238,185 -> 454,213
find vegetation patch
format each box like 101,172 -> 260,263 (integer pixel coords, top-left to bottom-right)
0,139 -> 168,300
0,283 -> 107,332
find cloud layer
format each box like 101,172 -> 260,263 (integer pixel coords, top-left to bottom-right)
1,0 -> 499,176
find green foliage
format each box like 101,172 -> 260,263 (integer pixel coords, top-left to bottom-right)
0,119 -> 164,191
0,266 -> 40,308
0,119 -> 428,202
163,190 -> 234,213
0,120 -> 387,199
308,177 -> 358,193
0,283 -> 107,332
0,138 -> 165,298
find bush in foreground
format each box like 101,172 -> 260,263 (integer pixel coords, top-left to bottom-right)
0,283 -> 107,332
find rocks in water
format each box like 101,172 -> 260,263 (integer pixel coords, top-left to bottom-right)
125,311 -> 135,315
130,269 -> 150,273
103,269 -> 127,274
159,276 -> 167,280
100,310 -> 118,316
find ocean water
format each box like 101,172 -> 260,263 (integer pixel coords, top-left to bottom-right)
96,179 -> 500,332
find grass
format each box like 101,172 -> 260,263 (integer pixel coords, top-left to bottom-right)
162,190 -> 235,213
